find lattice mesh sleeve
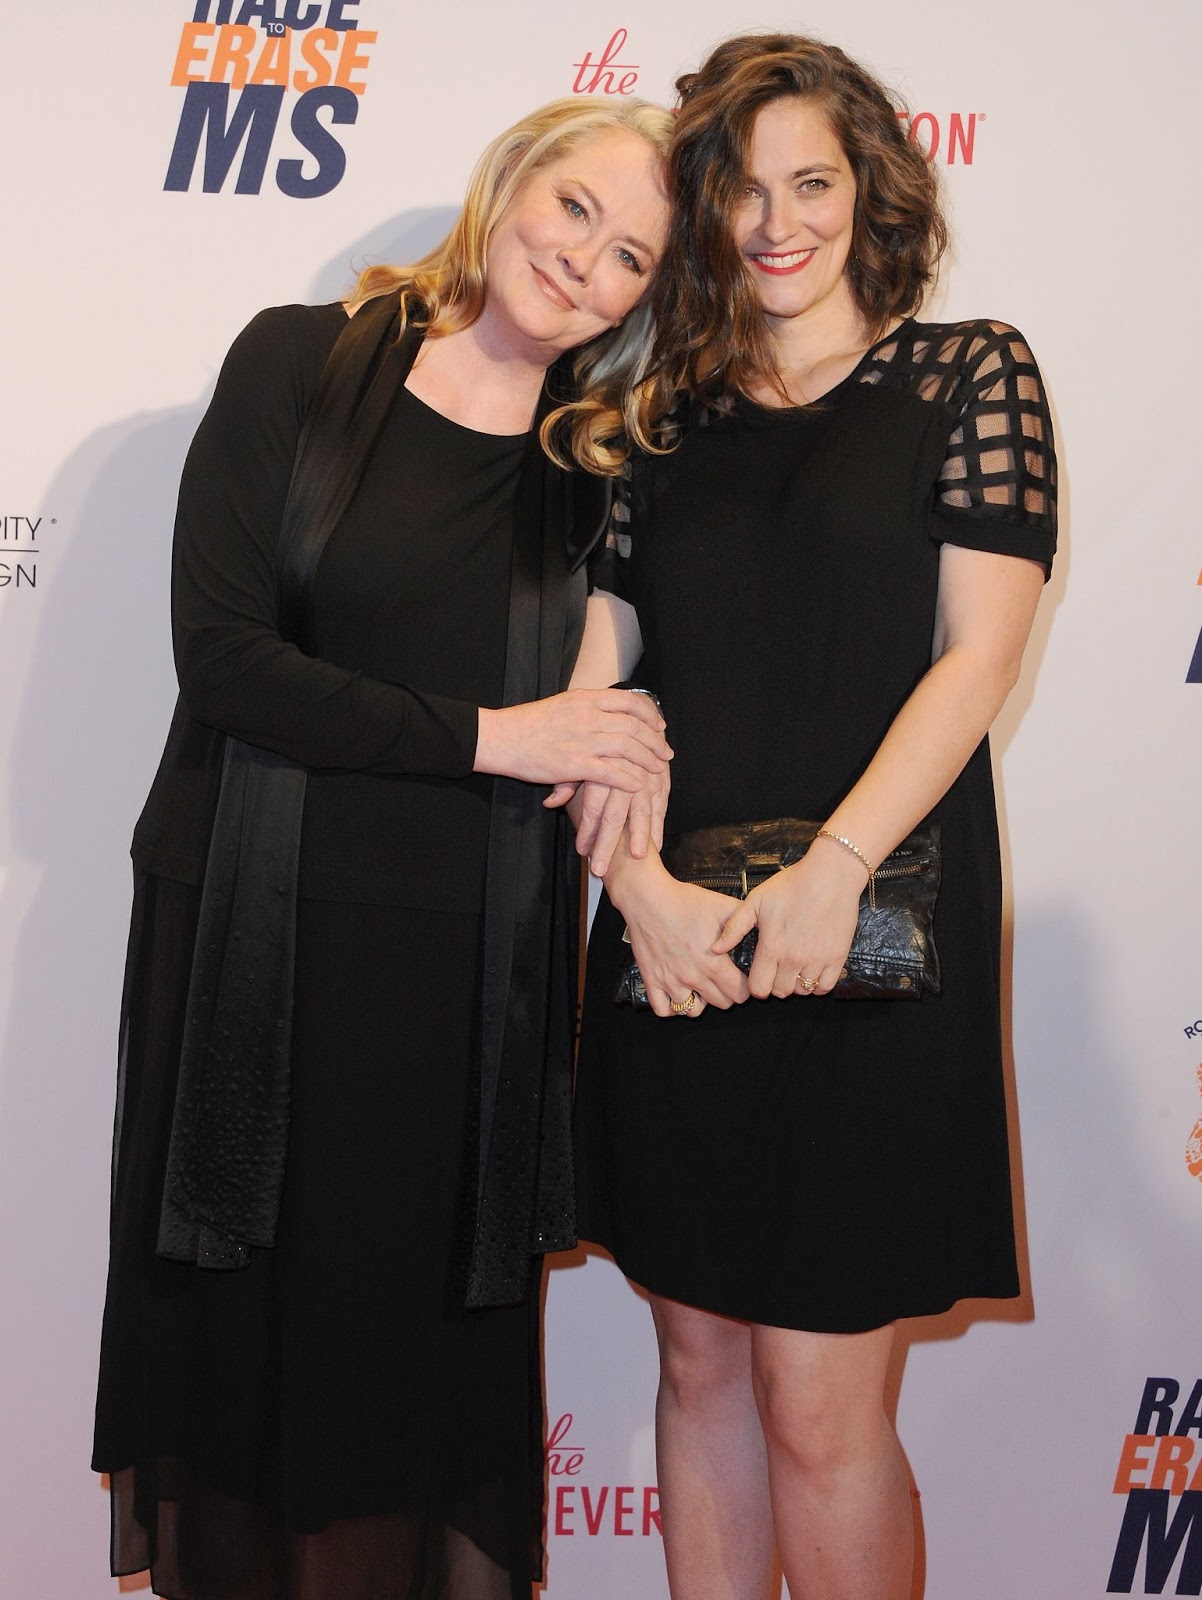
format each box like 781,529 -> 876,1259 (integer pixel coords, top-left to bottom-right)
931,324 -> 1057,573
587,459 -> 634,602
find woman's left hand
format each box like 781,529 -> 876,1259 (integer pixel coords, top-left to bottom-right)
710,839 -> 867,998
544,761 -> 670,877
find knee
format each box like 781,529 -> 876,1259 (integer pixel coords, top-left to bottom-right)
752,1369 -> 889,1480
652,1300 -> 750,1413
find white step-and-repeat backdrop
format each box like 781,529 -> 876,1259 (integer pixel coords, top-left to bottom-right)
2,3 -> 1199,1596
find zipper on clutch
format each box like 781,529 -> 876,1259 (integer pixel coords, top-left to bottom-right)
874,860 -> 929,880
687,869 -> 755,896
681,857 -> 931,908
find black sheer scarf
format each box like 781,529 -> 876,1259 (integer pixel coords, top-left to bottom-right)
156,291 -> 609,1301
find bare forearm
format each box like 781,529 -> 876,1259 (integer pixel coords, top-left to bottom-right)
817,542 -> 1044,869
597,824 -> 670,914
820,644 -> 1022,868
706,642 -> 1030,998
556,592 -> 666,872
569,592 -> 644,690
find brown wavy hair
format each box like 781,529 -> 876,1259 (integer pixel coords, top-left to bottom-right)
347,97 -> 673,474
650,33 -> 947,412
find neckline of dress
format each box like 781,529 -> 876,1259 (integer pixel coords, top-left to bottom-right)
399,379 -> 532,444
734,315 -> 914,420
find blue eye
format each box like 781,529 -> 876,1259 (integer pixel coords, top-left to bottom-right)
560,195 -> 587,220
615,247 -> 643,276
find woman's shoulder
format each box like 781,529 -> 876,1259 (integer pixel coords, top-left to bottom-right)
909,314 -> 1025,339
906,316 -> 1040,360
226,300 -> 349,371
868,316 -> 1048,407
205,301 -> 350,426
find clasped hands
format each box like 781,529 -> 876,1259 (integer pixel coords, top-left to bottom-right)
479,687 -> 865,1020
608,837 -> 867,1021
535,690 -> 672,876
475,685 -> 672,874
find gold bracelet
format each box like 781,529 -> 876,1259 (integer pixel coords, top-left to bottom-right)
816,828 -> 877,910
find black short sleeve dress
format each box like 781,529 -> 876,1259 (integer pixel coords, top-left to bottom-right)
574,319 -> 1058,1334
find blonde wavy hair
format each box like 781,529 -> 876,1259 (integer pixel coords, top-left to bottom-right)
348,97 -> 673,475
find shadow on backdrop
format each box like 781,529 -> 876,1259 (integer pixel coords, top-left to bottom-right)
0,403 -> 201,1596
0,203 -> 462,1595
308,205 -> 460,304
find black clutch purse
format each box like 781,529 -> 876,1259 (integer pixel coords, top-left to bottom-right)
614,817 -> 942,1004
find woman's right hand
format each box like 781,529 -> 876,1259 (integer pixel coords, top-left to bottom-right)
609,856 -> 749,1017
474,688 -> 672,792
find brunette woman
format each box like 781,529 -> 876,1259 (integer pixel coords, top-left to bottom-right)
573,36 -> 1056,1600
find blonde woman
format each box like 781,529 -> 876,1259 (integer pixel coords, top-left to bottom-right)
93,97 -> 671,1600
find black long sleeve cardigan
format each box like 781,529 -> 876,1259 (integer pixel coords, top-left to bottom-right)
120,291 -> 611,1307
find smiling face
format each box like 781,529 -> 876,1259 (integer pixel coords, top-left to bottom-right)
481,127 -> 668,363
733,96 -> 858,330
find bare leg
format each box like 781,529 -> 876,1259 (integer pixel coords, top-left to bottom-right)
751,1323 -> 913,1600
650,1294 -> 777,1600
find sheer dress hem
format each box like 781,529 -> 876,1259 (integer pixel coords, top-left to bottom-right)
102,1457 -> 536,1600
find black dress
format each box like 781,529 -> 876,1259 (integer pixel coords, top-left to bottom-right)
575,319 -> 1058,1334
93,305 -> 550,1599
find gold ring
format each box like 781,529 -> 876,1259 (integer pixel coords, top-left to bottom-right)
670,991 -> 699,1015
797,974 -> 818,992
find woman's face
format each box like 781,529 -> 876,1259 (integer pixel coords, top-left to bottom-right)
733,97 -> 857,327
483,128 -> 668,361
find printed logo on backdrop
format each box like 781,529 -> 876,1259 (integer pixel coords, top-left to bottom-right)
1183,1016 -> 1202,1182
1108,1377 -> 1202,1593
897,109 -> 982,166
572,30 -> 640,96
0,516 -> 50,596
165,1 -> 379,198
546,1413 -> 661,1540
1186,567 -> 1202,682
567,34 -> 981,165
